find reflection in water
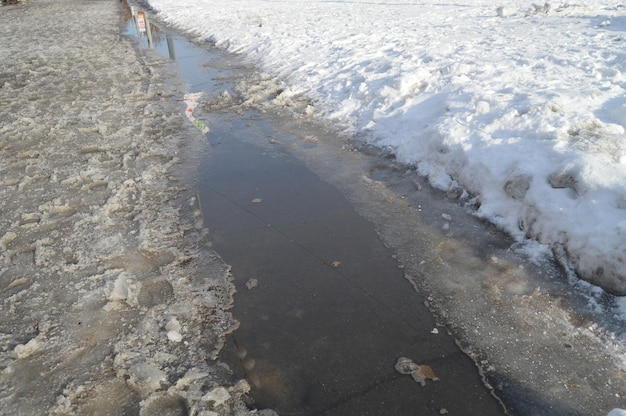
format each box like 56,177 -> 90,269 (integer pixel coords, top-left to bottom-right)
166,36 -> 176,60
119,0 -> 175,60
119,0 -> 133,26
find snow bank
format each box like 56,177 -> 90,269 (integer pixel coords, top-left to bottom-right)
144,0 -> 626,295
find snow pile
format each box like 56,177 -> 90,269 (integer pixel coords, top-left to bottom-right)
144,0 -> 626,295
0,1 -> 261,414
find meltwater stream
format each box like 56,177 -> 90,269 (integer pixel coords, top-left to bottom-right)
122,3 -> 626,415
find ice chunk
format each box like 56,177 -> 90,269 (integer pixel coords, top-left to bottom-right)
174,368 -> 210,389
14,337 -> 42,359
496,6 -> 516,17
202,386 -> 230,407
0,231 -> 17,250
167,331 -> 183,343
110,273 -> 131,301
128,363 -> 166,393
140,394 -> 188,416
475,100 -> 490,115
165,317 -> 181,332
104,272 -> 140,310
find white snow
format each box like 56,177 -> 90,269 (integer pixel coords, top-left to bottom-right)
13,337 -> 43,359
145,0 -> 626,295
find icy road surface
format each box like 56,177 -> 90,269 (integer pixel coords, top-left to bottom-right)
0,1 -> 259,414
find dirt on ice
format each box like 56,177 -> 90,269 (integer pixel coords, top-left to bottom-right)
0,1 -> 262,414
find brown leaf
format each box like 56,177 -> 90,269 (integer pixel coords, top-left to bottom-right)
416,364 -> 439,381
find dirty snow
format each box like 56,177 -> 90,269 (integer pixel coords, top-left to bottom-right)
144,0 -> 626,296
0,0 -> 266,414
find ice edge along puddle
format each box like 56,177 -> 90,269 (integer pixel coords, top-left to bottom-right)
120,6 -> 509,415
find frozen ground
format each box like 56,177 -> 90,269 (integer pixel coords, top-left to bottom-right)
0,0 -> 267,414
144,0 -> 626,298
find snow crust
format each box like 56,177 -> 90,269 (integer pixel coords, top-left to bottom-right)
144,0 -> 626,295
0,1 -> 262,414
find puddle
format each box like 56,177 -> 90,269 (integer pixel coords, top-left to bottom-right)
199,121 -> 508,415
121,3 -> 626,415
120,5 -> 506,414
120,1 -> 176,61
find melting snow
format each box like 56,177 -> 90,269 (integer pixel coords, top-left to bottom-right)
146,0 -> 626,296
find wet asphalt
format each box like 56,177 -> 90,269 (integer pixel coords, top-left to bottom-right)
201,123 -> 505,415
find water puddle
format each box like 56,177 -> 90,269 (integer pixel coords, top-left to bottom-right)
120,5 -> 506,414
121,3 -> 626,415
199,119 -> 509,415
